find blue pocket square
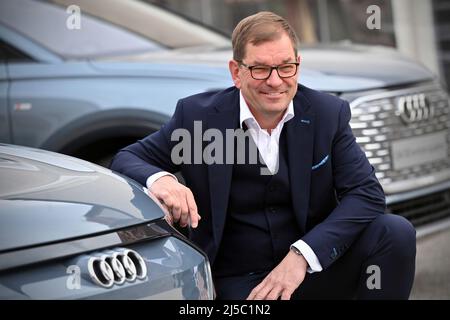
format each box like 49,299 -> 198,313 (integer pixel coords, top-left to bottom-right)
312,155 -> 329,170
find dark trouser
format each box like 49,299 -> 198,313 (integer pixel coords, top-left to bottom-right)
213,214 -> 417,300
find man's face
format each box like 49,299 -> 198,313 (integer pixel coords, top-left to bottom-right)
229,33 -> 300,127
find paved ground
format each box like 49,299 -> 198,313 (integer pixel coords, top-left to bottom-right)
410,222 -> 450,299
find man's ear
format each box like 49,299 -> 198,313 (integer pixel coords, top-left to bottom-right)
229,60 -> 241,89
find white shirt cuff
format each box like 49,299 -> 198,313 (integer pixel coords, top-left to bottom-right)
291,240 -> 323,273
146,171 -> 178,189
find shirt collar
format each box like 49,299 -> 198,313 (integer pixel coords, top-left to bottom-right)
239,91 -> 295,130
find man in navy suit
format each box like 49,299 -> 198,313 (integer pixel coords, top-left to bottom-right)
111,11 -> 416,299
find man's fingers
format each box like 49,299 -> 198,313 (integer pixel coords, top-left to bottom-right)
173,187 -> 188,227
157,191 -> 181,222
253,285 -> 271,300
185,189 -> 200,228
171,200 -> 182,222
281,290 -> 292,301
266,286 -> 283,300
178,198 -> 190,228
164,211 -> 174,225
247,288 -> 257,300
150,177 -> 200,229
157,191 -> 199,228
249,283 -> 292,300
247,282 -> 262,300
247,280 -> 270,300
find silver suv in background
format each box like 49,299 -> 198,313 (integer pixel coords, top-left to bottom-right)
0,0 -> 449,227
343,80 -> 450,227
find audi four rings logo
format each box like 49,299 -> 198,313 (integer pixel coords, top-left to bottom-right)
396,93 -> 434,123
87,248 -> 147,288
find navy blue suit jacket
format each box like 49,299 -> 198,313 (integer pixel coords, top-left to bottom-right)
111,85 -> 386,269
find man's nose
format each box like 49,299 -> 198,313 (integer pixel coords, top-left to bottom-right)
265,68 -> 283,86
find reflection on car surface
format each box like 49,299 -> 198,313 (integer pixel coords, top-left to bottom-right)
0,144 -> 214,299
0,0 -> 450,228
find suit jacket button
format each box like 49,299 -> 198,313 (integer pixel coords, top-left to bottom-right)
330,247 -> 338,259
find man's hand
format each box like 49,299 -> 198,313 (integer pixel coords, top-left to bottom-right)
247,250 -> 308,300
149,175 -> 201,228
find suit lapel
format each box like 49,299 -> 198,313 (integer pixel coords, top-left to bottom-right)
207,89 -> 240,247
286,88 -> 315,234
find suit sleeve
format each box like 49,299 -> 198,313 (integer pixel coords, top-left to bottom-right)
301,100 -> 386,270
110,99 -> 185,186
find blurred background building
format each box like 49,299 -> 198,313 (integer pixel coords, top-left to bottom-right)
145,0 -> 450,90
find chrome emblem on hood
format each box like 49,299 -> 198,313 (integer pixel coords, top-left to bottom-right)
87,248 -> 147,288
396,93 -> 434,123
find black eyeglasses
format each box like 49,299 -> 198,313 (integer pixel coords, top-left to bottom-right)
238,61 -> 299,80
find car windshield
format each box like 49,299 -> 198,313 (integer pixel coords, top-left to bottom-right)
0,0 -> 164,59
48,0 -> 231,50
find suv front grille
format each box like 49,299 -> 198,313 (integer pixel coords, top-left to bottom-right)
387,189 -> 450,226
348,83 -> 450,194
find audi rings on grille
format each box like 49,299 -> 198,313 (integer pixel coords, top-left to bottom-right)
396,93 -> 434,123
87,249 -> 147,288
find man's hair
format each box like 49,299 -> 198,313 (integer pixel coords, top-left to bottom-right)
231,11 -> 299,62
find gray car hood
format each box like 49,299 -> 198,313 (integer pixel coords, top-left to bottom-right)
108,43 -> 434,92
0,144 -> 166,252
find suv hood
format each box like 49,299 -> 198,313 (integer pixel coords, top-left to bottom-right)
300,44 -> 434,91
0,144 -> 165,252
107,44 -> 434,92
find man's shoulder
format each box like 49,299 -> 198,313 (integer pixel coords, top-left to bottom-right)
297,84 -> 345,108
296,84 -> 350,121
179,86 -> 238,110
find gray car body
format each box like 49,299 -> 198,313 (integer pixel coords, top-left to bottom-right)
0,143 -> 214,299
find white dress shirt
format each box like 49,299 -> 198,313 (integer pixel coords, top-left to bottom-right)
239,92 -> 294,174
146,90 -> 323,273
238,92 -> 322,273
